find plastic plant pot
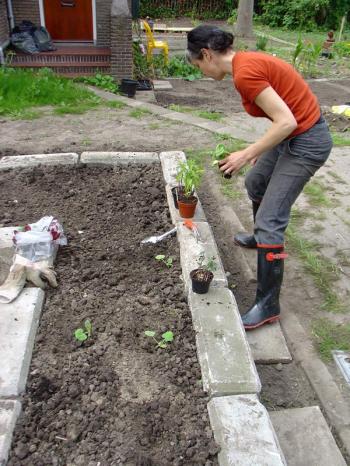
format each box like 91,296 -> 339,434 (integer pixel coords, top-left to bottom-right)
190,269 -> 214,294
120,78 -> 138,98
178,196 -> 198,218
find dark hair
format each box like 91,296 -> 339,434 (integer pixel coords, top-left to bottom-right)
187,25 -> 234,61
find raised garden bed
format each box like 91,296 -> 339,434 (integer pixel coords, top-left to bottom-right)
2,164 -> 219,465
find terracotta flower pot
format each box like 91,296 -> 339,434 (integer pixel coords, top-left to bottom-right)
190,269 -> 214,294
178,195 -> 198,218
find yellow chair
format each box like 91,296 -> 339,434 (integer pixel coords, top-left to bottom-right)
142,20 -> 169,64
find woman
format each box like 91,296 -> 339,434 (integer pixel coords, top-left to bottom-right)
186,25 -> 333,329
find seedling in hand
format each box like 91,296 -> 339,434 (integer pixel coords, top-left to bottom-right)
144,330 -> 174,349
211,144 -> 232,179
155,254 -> 173,268
74,319 -> 93,342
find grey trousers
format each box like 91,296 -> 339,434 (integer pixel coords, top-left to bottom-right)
245,117 -> 333,245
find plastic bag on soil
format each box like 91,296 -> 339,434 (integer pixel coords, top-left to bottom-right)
13,216 -> 67,262
10,31 -> 39,54
33,27 -> 56,52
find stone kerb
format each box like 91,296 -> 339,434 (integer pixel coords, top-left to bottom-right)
0,288 -> 45,397
80,152 -> 159,166
189,288 -> 260,396
177,221 -> 227,292
0,153 -> 78,170
159,151 -> 187,185
208,395 -> 286,465
0,400 -> 21,466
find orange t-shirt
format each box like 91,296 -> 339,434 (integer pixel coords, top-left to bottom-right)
232,51 -> 320,137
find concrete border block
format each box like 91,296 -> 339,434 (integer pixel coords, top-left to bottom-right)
208,395 -> 286,465
80,151 -> 159,165
159,151 -> 186,185
0,400 -> 21,466
165,184 -> 206,223
0,288 -> 45,397
177,221 -> 227,292
270,406 -> 347,466
0,153 -> 78,170
189,288 -> 261,396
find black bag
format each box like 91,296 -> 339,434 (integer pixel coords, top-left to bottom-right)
10,31 -> 39,54
17,20 -> 37,35
33,27 -> 56,52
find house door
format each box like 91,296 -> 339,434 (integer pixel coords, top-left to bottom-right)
43,0 -> 93,41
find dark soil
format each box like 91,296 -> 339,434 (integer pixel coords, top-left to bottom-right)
155,78 -> 350,133
2,164 -> 219,466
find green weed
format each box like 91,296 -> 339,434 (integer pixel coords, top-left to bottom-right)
303,180 -> 332,207
155,254 -> 173,268
312,318 -> 350,360
331,133 -> 350,146
129,108 -> 152,118
105,100 -> 126,109
74,319 -> 93,342
286,222 -> 344,312
144,330 -> 174,349
220,180 -> 242,200
75,73 -> 120,94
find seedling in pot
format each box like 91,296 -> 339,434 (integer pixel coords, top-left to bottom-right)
144,330 -> 174,349
175,159 -> 203,218
190,253 -> 217,294
155,254 -> 173,268
74,319 -> 93,342
211,144 -> 232,179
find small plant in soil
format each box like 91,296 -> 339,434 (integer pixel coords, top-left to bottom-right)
74,319 -> 93,342
155,254 -> 173,268
144,330 -> 174,349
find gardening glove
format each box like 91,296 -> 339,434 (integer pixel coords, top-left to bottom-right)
0,255 -> 57,304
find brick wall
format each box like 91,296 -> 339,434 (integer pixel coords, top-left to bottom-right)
96,0 -> 111,46
110,14 -> 133,80
0,0 -> 9,43
12,0 -> 41,26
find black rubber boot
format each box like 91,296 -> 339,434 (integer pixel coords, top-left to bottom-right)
242,245 -> 287,330
234,201 -> 259,249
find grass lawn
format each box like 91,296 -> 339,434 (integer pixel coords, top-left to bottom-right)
0,67 -> 101,119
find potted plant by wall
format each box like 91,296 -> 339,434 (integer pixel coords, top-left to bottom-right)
175,159 -> 203,218
132,40 -> 154,91
190,253 -> 217,294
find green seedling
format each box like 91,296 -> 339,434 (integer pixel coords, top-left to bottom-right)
197,252 -> 217,273
74,319 -> 92,342
211,143 -> 230,166
155,254 -> 173,268
144,330 -> 174,349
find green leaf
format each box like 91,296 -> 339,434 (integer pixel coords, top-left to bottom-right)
158,341 -> 167,348
162,331 -> 174,342
155,255 -> 165,261
84,319 -> 92,337
145,330 -> 156,337
74,328 -> 87,342
166,257 -> 173,268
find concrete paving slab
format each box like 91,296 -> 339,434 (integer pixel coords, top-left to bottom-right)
165,185 -> 206,223
246,321 -> 292,364
80,152 -> 159,165
177,221 -> 227,291
0,153 -> 78,170
0,288 -> 45,397
153,80 -> 173,90
270,406 -> 347,466
0,400 -> 21,466
159,151 -> 187,185
208,394 -> 286,465
135,90 -> 157,104
0,227 -> 16,287
189,288 -> 261,395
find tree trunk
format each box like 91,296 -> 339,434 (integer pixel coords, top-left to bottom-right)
235,0 -> 254,38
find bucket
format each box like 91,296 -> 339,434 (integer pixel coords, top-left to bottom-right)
120,78 -> 138,98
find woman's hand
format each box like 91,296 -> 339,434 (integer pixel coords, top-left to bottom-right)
219,149 -> 253,176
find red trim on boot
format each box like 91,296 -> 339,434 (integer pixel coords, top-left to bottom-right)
266,252 -> 288,261
244,314 -> 280,330
257,243 -> 284,248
